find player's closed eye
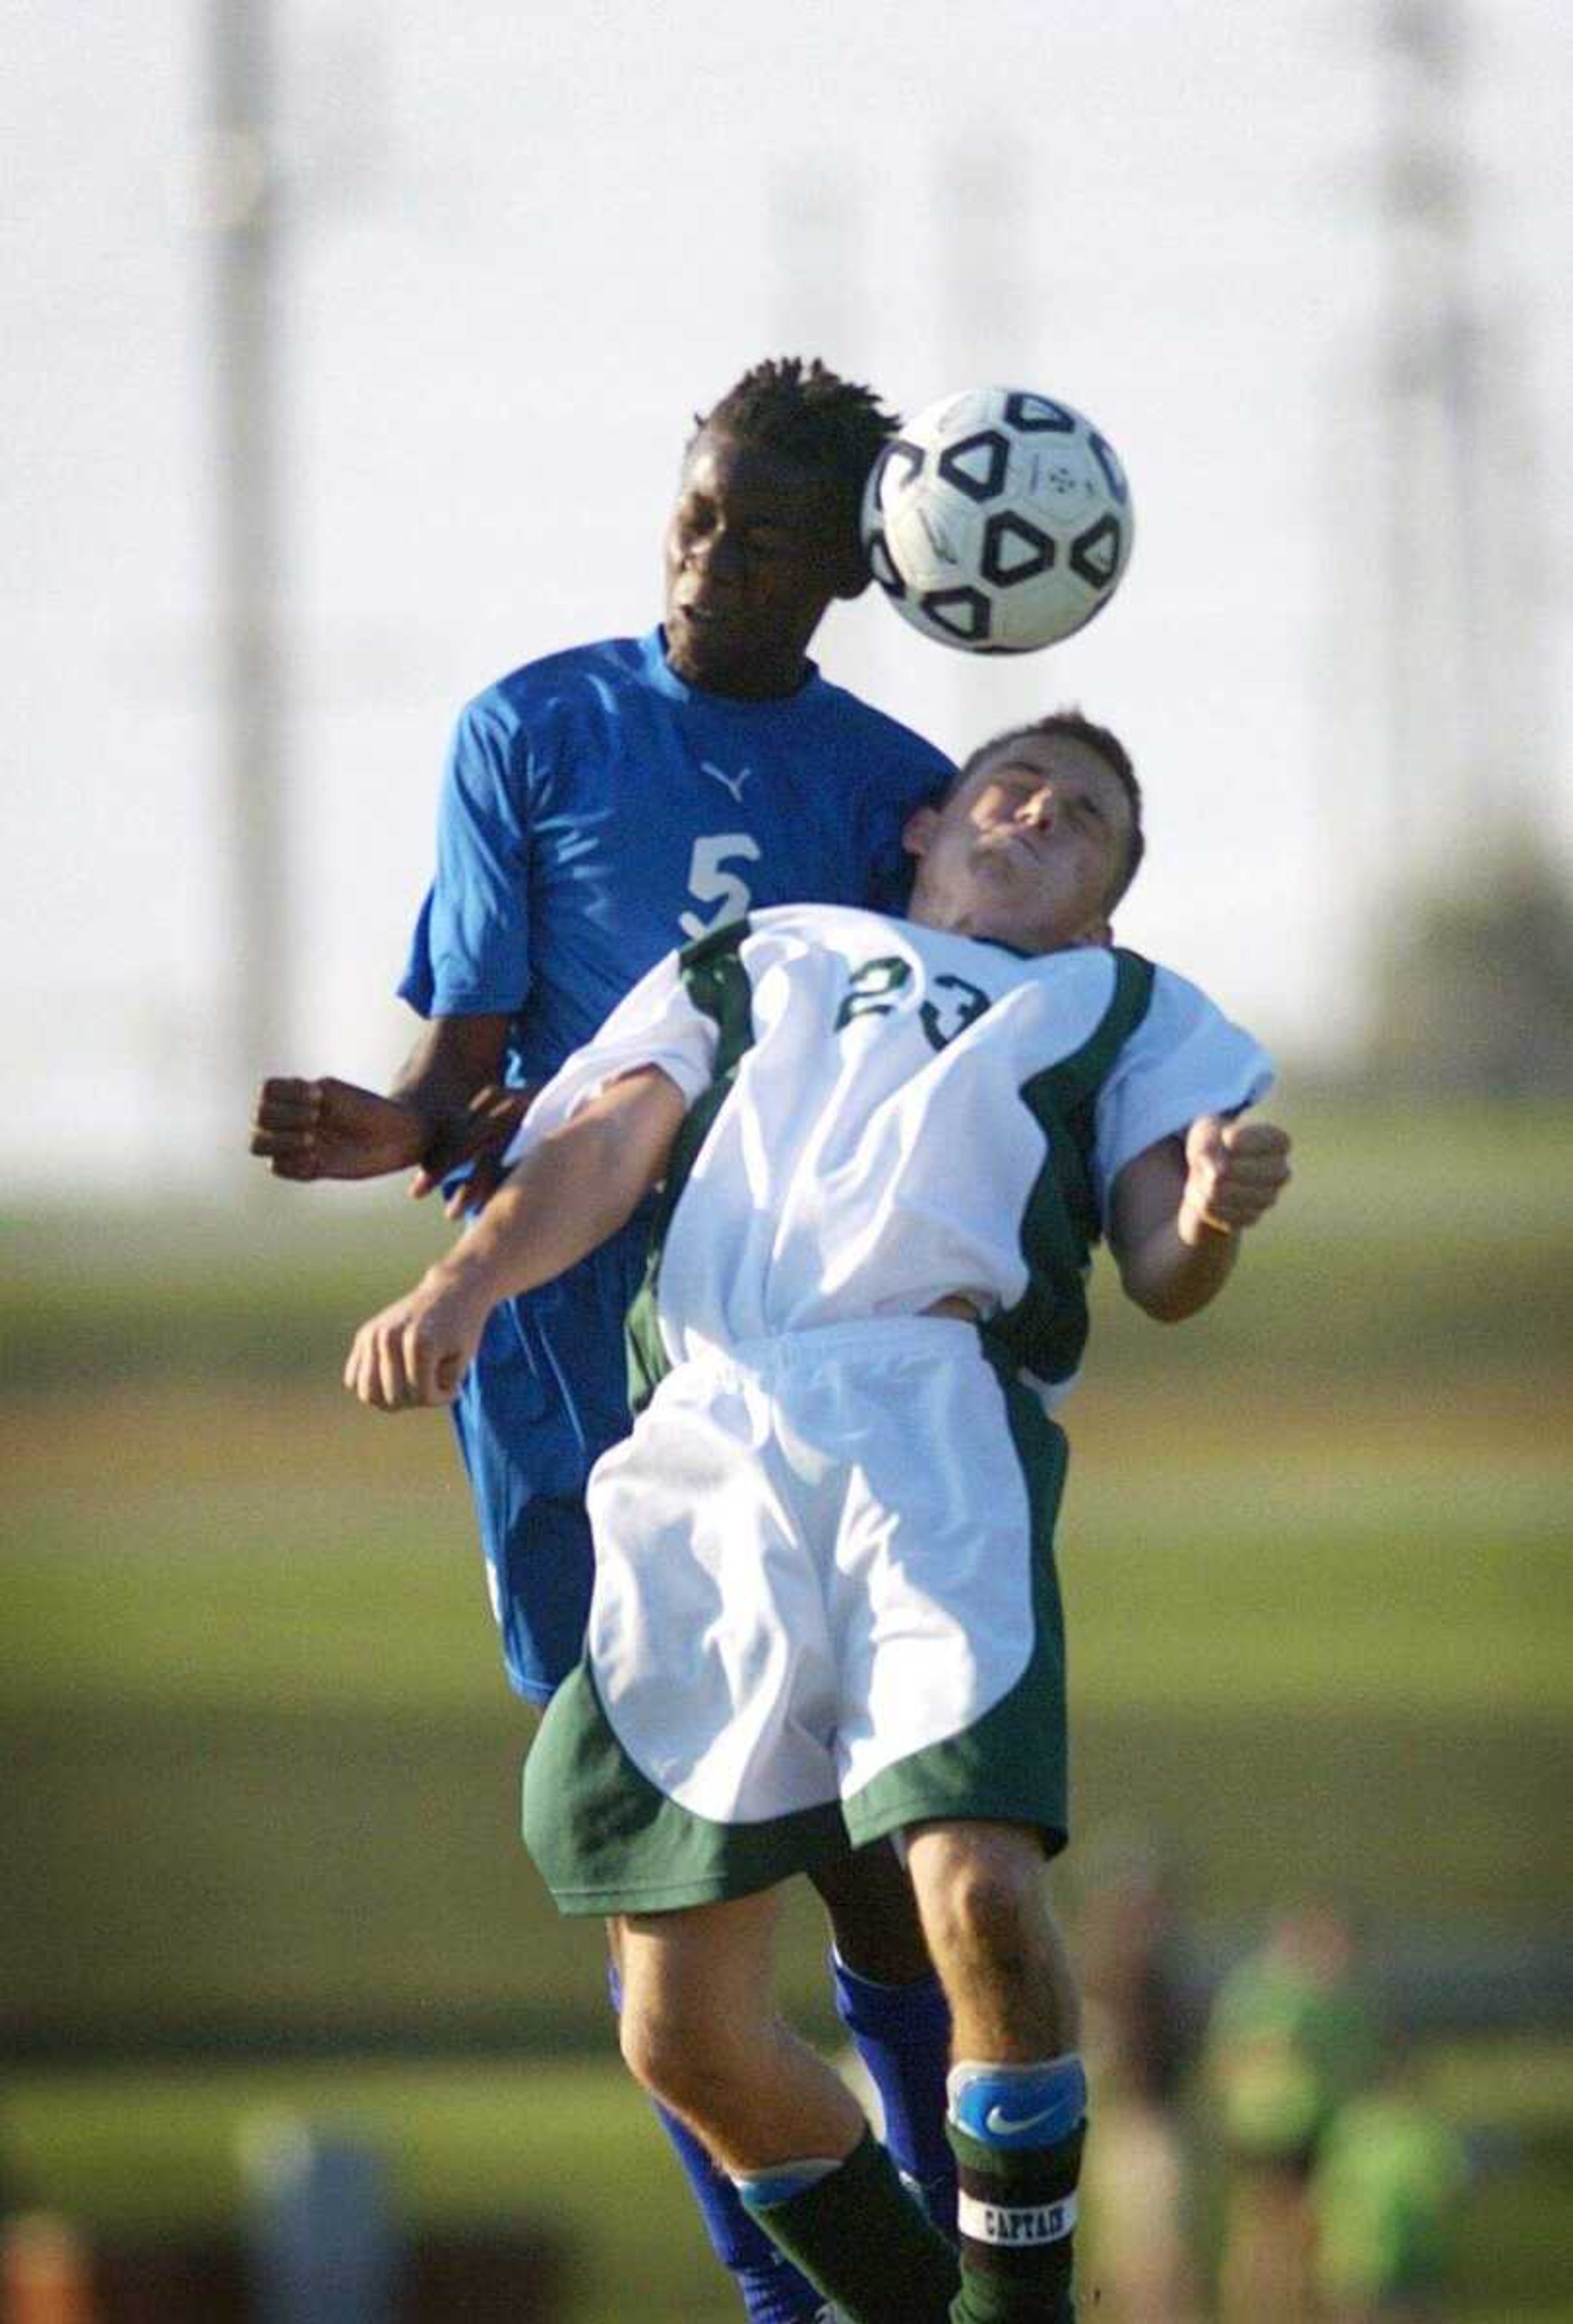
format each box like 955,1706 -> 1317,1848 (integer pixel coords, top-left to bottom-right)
1000,777 -> 1060,818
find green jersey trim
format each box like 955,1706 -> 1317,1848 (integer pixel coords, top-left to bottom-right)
985,948 -> 1156,1390
625,916 -> 759,1413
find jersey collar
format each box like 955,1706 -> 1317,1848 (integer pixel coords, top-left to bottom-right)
644,627 -> 824,712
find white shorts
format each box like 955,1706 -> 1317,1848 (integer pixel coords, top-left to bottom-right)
523,1317 -> 1070,1915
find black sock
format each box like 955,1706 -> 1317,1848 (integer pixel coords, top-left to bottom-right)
738,2129 -> 959,2324
947,2118 -> 1084,2322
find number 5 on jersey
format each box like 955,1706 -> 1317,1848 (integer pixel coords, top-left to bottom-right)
680,834 -> 762,941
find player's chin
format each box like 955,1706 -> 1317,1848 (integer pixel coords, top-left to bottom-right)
666,605 -> 753,678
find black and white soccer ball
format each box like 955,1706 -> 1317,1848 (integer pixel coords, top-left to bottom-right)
861,385 -> 1134,654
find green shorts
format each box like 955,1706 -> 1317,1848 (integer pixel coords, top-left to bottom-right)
523,1317 -> 1070,1916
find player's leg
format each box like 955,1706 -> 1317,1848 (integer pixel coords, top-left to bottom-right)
809,1842 -> 958,2236
821,1335 -> 1084,2318
528,1340 -> 954,2324
616,1895 -> 958,2324
906,1819 -> 1088,2324
466,1274 -> 834,2321
604,1935 -> 828,2324
617,1890 -> 864,2168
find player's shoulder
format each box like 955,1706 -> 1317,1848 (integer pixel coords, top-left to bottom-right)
1140,957 -> 1241,1036
462,635 -> 645,733
806,674 -> 956,783
740,901 -> 899,953
1102,954 -> 1271,1092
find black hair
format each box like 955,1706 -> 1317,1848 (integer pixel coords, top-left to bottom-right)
694,356 -> 898,531
953,709 -> 1146,910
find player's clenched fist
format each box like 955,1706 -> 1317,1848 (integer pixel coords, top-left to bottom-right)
251,1075 -> 427,1182
345,1273 -> 489,1411
1179,1114 -> 1292,1241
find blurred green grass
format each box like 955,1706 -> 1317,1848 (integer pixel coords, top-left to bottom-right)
3,1099 -> 1570,2049
5,1099 -> 1571,1389
3,1378 -> 1566,2045
2,2037 -> 1568,2324
5,1413 -> 1565,1718
2,1100 -> 1570,2314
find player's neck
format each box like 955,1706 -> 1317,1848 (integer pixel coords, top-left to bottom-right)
908,901 -> 1045,953
663,636 -> 816,702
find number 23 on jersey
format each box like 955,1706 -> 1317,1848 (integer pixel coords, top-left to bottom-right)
836,956 -> 991,1052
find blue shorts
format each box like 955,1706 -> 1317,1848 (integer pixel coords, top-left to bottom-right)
451,1215 -> 650,1702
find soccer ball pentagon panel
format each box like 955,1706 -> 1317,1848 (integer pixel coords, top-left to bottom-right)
862,385 -> 1133,653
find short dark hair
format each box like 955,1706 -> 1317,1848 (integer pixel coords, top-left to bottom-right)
954,710 -> 1146,910
694,356 -> 898,540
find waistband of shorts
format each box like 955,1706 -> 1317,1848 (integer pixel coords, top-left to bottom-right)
672,1313 -> 984,1380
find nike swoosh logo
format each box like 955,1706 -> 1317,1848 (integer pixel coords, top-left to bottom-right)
984,2103 -> 1059,2137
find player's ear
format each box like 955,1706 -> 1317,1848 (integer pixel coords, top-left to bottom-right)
903,802 -> 941,859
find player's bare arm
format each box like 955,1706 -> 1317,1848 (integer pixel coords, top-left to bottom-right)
1109,1113 -> 1292,1324
250,1014 -> 516,1197
345,1064 -> 686,1413
392,1015 -> 543,1210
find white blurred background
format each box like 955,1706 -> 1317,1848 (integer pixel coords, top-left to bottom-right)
5,0 -> 1570,1194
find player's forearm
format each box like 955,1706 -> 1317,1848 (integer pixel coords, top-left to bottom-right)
421,1070 -> 681,1314
345,1066 -> 685,1412
1111,1116 -> 1290,1323
388,1016 -> 515,1149
389,1057 -> 474,1129
1117,1206 -> 1241,1323
426,1134 -> 633,1310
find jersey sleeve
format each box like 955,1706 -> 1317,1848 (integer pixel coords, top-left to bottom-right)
397,695 -> 533,1018
1091,967 -> 1274,1215
503,950 -> 717,1161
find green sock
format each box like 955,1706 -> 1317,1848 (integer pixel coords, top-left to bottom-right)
738,2128 -> 959,2324
947,2118 -> 1085,2324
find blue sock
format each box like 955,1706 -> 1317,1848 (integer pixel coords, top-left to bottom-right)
606,1962 -> 826,2324
831,1951 -> 957,2238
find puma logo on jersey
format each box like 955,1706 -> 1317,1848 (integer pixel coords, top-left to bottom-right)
700,760 -> 753,802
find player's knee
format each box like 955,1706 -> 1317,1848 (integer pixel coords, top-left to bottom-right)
619,1993 -> 750,2120
617,1991 -> 680,2098
911,1825 -> 1048,1982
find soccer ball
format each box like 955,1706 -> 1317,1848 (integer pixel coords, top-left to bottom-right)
861,385 -> 1134,654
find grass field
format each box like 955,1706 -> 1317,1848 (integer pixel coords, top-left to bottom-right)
2,1100 -> 1571,2316
4,2038 -> 1570,2324
3,1367 -> 1566,2052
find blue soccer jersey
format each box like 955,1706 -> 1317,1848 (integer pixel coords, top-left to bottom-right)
400,628 -> 954,1699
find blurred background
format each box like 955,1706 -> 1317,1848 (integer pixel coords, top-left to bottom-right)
2,1 -> 1569,2319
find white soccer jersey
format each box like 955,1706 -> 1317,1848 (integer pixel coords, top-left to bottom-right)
512,904 -> 1272,1396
